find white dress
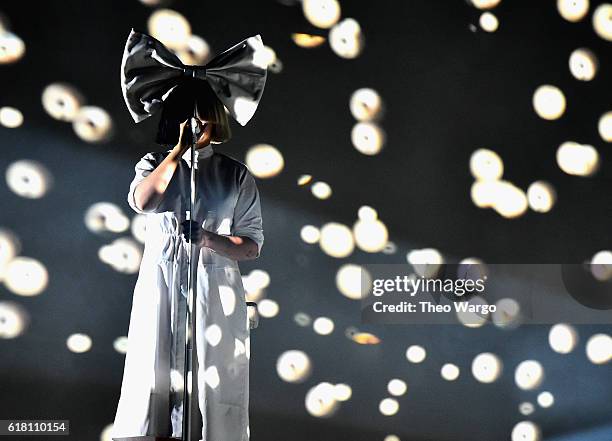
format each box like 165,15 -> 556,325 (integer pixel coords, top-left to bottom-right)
111,144 -> 263,441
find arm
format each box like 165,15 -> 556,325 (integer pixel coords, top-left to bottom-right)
201,231 -> 259,261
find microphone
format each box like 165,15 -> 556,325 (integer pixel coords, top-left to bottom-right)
190,117 -> 202,142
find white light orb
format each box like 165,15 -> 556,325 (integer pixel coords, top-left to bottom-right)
384,436 -> 400,441
557,0 -> 589,22
358,205 -> 378,221
313,316 -> 334,335
593,4 -> 612,41
248,269 -> 270,289
470,0 -> 502,9
130,214 -> 147,243
5,159 -> 52,199
456,296 -> 490,328
246,144 -> 284,178
311,181 -> 332,199
527,181 -> 556,213
470,149 -> 504,181
177,34 -> 211,65
537,391 -> 554,408
303,0 -> 340,29
291,33 -> 326,48
85,202 -> 130,234
479,12 -> 499,32
67,333 -> 92,353
319,222 -> 355,258
98,238 -> 142,274
511,421 -> 541,441
0,229 -> 21,280
300,225 -> 321,244
0,301 -> 29,338
441,363 -> 460,381
493,299 -> 521,329
0,31 -> 25,64
532,85 -> 566,120
598,111 -> 612,142
514,360 -> 544,390
3,257 -> 48,296
519,402 -> 535,416
113,336 -> 128,354
556,141 -> 599,176
294,312 -> 312,327
351,122 -> 385,155
353,219 -> 388,253
42,83 -> 84,121
350,88 -> 383,122
387,378 -> 407,396
333,383 -> 352,401
379,398 -> 399,416
472,353 -> 503,383
329,18 -> 364,59
336,263 -> 372,300
297,174 -> 313,186
305,382 -> 340,417
590,250 -> 612,281
406,345 -> 427,363
147,9 -> 191,50
471,180 -> 502,208
585,333 -> 611,364
407,248 -> 444,278
0,107 -> 23,128
548,323 -> 578,354
569,48 -> 598,81
258,299 -> 279,318
73,106 -> 113,143
276,350 -> 312,383
492,181 -> 528,219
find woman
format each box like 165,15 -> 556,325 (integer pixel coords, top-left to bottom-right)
112,80 -> 263,441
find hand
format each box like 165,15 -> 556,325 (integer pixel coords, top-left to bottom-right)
176,119 -> 214,155
181,220 -> 203,244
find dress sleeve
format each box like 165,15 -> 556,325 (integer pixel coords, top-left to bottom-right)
232,169 -> 264,257
127,152 -> 159,214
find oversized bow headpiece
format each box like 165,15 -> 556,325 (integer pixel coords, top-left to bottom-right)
121,29 -> 267,126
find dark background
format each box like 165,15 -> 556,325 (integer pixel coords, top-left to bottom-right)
0,1 -> 610,440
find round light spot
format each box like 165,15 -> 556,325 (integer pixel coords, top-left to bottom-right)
246,144 -> 284,178
0,107 -> 23,128
511,421 -> 541,441
333,383 -> 352,401
479,12 -> 499,32
556,141 -> 599,176
336,264 -> 372,300
319,222 -> 355,258
5,160 -> 52,199
472,352 -> 503,383
353,219 -> 388,253
311,181 -> 332,199
3,257 -> 48,296
519,402 -> 535,416
585,333 -> 611,364
73,106 -> 113,143
569,48 -> 598,81
249,269 -> 270,289
527,181 -> 556,213
313,316 -> 334,335
98,238 -> 142,274
548,323 -> 578,354
329,18 -> 364,59
591,250 -> 612,281
379,398 -> 399,416
532,85 -> 566,120
294,312 -> 312,327
291,33 -> 326,48
492,181 -> 528,219
492,298 -> 521,329
351,122 -> 385,155
557,0 -> 589,22
456,296 -> 490,328
470,149 -> 503,181
537,391 -> 554,408
258,298 -> 279,318
0,301 -> 29,338
147,8 -> 191,50
297,174 -> 313,186
302,0 -> 341,29
593,3 -> 612,41
300,225 -> 321,244
406,345 -> 427,363
598,111 -> 612,142
67,333 -> 92,353
471,180 -> 502,208
42,83 -> 84,121
358,205 -> 378,221
305,382 -> 340,417
350,88 -> 383,122
441,363 -> 460,381
387,378 -> 407,396
85,202 -> 130,234
276,350 -> 312,383
176,34 -> 211,65
514,360 -> 544,390
205,324 -> 222,347
113,336 -> 128,354
384,436 -> 401,441
130,214 -> 148,243
470,0 -> 502,9
0,31 -> 25,64
407,248 -> 444,278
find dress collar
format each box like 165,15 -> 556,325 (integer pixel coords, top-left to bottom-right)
180,144 -> 214,163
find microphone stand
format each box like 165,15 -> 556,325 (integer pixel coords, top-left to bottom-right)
181,113 -> 201,441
